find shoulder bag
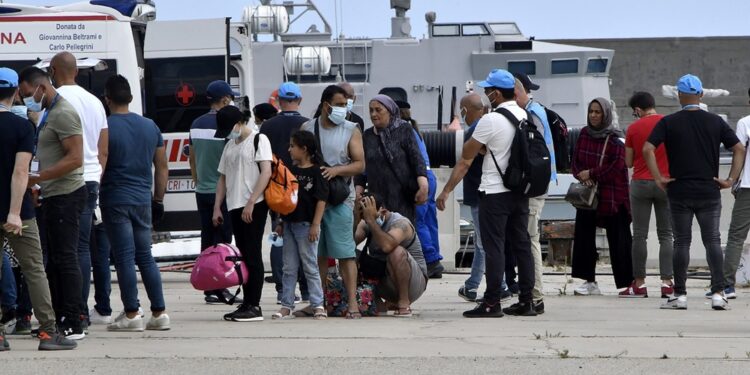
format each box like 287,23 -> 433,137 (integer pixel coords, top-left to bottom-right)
564,135 -> 609,210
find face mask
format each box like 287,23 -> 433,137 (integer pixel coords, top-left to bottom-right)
346,98 -> 354,113
229,100 -> 236,107
328,105 -> 347,125
375,215 -> 385,227
23,86 -> 44,113
227,130 -> 241,140
11,105 -> 28,119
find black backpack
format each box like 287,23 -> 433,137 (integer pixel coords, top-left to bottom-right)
543,106 -> 570,172
489,108 -> 551,197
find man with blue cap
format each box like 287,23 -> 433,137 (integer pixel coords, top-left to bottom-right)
645,74 -> 745,311
189,80 -> 242,305
437,69 -> 537,318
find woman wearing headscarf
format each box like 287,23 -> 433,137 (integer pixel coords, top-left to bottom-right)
570,98 -> 633,296
355,95 -> 428,223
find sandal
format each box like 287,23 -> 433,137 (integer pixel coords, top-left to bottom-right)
345,307 -> 362,319
292,305 -> 315,318
393,306 -> 412,318
272,307 -> 294,320
313,306 -> 327,320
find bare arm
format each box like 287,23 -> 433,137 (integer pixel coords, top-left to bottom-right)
354,218 -> 368,244
436,138 -> 483,210
214,174 -> 227,211
153,146 -> 168,201
189,145 -> 198,184
249,160 -> 271,205
625,147 -> 634,168
33,135 -> 83,184
728,142 -> 746,182
97,128 -> 109,175
367,216 -> 410,254
335,128 -> 365,177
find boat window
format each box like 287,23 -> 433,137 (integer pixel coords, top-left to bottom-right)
378,87 -> 407,103
432,24 -> 460,37
462,24 -> 489,36
507,60 -> 536,76
551,59 -> 579,75
489,23 -> 521,35
587,58 -> 608,74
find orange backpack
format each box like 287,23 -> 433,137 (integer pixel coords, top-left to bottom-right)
253,134 -> 299,215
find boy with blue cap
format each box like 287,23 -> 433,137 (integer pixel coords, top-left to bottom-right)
437,69 -> 537,318
644,74 -> 745,311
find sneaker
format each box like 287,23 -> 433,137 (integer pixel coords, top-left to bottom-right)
114,307 -> 145,322
107,314 -> 145,332
1,308 -> 16,329
661,283 -> 674,298
574,281 -> 602,296
427,261 -> 445,279
502,301 -> 538,317
89,308 -> 112,325
146,314 -> 171,330
507,283 -> 520,295
224,304 -> 263,322
37,331 -> 77,351
458,286 -> 478,302
59,316 -> 85,340
0,332 -> 8,352
11,315 -> 31,335
80,315 -> 89,335
463,302 -> 504,318
500,290 -> 513,303
533,299 -> 545,315
660,294 -> 687,310
711,293 -> 729,311
724,286 -> 737,299
264,275 -> 275,284
618,283 -> 648,298
205,289 -> 244,305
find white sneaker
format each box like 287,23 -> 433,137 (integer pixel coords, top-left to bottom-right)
573,281 -> 601,296
711,293 -> 729,311
113,307 -> 145,323
146,314 -> 171,331
107,314 -> 145,332
89,308 -> 112,325
661,295 -> 687,310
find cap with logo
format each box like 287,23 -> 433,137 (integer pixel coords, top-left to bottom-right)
214,105 -> 246,139
278,82 -> 302,100
0,67 -> 19,88
512,72 -> 540,92
477,69 -> 516,90
677,74 -> 703,95
206,80 -> 240,100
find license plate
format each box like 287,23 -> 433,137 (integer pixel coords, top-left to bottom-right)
167,178 -> 195,193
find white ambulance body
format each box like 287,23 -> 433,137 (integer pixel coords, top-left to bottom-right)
0,1 -> 254,232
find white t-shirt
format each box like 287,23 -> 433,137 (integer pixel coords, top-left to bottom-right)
472,101 -> 528,194
217,131 -> 273,211
56,85 -> 108,182
736,115 -> 750,188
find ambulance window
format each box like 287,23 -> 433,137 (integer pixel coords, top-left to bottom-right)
75,59 -> 118,98
507,61 -> 536,76
144,55 -> 226,134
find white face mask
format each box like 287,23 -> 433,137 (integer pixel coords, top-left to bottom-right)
328,105 -> 347,125
346,98 -> 354,113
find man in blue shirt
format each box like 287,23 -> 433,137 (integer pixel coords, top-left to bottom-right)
100,75 -> 170,331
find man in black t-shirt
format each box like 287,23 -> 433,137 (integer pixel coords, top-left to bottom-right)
645,74 -> 745,311
0,67 -> 76,350
259,81 -> 310,302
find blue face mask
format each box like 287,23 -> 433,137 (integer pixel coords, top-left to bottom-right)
375,215 -> 385,227
11,105 -> 28,119
227,130 -> 241,140
346,98 -> 354,113
23,86 -> 44,113
328,105 -> 347,125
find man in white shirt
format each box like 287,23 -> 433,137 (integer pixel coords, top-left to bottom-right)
722,87 -> 750,299
50,52 -> 109,326
437,69 -> 536,318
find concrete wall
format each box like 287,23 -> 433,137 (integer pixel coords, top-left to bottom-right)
545,37 -> 750,127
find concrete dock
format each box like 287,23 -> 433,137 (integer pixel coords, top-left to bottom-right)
2,268 -> 749,374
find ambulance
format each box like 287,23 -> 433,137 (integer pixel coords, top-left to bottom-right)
0,0 -> 255,231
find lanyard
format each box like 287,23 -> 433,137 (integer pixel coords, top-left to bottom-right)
33,93 -> 60,156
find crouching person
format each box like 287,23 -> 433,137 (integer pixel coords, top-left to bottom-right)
354,195 -> 427,317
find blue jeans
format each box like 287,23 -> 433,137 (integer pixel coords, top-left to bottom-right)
91,222 -> 112,315
103,205 -> 165,313
78,181 -> 99,317
464,205 -> 508,292
669,197 -> 724,296
280,222 -> 324,309
1,252 -> 17,311
415,170 -> 442,264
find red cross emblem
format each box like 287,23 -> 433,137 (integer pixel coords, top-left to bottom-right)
175,83 -> 196,107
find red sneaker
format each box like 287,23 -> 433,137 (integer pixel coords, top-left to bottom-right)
661,284 -> 674,298
618,283 -> 648,298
